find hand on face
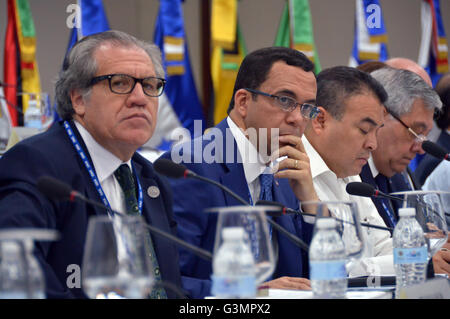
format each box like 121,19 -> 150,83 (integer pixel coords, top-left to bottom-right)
271,134 -> 319,203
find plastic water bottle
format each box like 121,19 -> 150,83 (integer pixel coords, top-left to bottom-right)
393,207 -> 428,298
211,227 -> 256,298
309,218 -> 347,299
24,95 -> 42,129
0,240 -> 45,299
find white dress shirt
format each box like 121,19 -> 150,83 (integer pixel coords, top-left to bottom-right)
302,135 -> 395,276
227,117 -> 274,203
74,121 -> 132,215
423,160 -> 450,219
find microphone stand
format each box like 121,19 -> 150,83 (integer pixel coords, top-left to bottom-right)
67,191 -> 213,261
185,171 -> 310,252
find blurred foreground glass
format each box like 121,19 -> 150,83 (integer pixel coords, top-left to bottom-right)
82,215 -> 154,299
391,191 -> 449,258
211,206 -> 275,284
302,201 -> 366,272
0,229 -> 59,299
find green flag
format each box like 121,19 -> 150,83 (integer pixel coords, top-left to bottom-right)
274,0 -> 321,74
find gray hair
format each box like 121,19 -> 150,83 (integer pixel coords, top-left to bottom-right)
371,68 -> 442,117
55,30 -> 164,120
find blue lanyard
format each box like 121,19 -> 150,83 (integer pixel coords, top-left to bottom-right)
381,200 -> 396,228
63,121 -> 143,216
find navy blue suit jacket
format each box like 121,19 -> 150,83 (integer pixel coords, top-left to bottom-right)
360,164 -> 415,231
0,121 -> 182,299
161,119 -> 313,299
415,131 -> 450,186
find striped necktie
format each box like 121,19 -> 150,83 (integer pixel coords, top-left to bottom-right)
114,164 -> 167,299
259,173 -> 274,201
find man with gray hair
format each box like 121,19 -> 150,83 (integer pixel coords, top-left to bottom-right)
360,67 -> 450,276
360,67 -> 442,228
0,30 -> 182,298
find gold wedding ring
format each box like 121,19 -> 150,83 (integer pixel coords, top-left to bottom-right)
294,160 -> 299,169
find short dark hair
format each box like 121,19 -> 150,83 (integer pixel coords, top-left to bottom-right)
434,73 -> 450,130
316,66 -> 388,120
227,46 -> 315,113
356,61 -> 388,74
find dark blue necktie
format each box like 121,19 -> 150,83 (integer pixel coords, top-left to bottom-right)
114,164 -> 167,299
374,174 -> 397,228
259,173 -> 274,201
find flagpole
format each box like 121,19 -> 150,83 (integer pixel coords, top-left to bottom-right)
201,0 -> 212,127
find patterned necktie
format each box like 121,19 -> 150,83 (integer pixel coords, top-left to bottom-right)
259,173 -> 274,201
114,164 -> 167,299
374,174 -> 397,228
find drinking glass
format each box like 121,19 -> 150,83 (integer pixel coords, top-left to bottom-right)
391,190 -> 449,258
212,206 -> 275,284
82,215 -> 154,299
0,228 -> 59,299
302,200 -> 366,272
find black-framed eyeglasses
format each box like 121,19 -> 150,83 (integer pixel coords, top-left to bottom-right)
90,74 -> 166,97
244,88 -> 320,119
389,112 -> 427,144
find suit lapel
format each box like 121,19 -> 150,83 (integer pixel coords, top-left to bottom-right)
213,119 -> 251,206
65,120 -> 109,217
132,157 -> 174,271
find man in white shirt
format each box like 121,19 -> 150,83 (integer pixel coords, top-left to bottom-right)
303,66 -> 396,276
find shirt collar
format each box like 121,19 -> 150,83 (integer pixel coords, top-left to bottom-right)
368,155 -> 380,178
74,120 -> 132,182
302,135 -> 335,180
227,117 -> 272,185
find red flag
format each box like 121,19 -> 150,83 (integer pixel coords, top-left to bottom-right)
3,0 -> 20,126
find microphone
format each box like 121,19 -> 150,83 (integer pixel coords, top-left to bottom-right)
0,96 -> 24,114
256,200 -> 393,232
154,158 -> 310,252
422,140 -> 449,161
36,176 -> 213,262
346,181 -> 450,220
346,182 -> 403,202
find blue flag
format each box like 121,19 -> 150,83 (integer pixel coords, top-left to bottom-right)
349,0 -> 389,67
54,0 -> 109,121
418,0 -> 448,87
148,0 -> 205,156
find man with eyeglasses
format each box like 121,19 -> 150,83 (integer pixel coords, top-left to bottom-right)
360,68 -> 442,228
360,67 -> 450,276
161,47 -> 320,298
0,31 -> 182,298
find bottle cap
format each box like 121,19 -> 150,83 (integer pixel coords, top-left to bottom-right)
1,240 -> 21,252
315,218 -> 337,229
222,227 -> 246,240
398,207 -> 416,217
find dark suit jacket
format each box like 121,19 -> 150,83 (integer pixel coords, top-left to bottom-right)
161,119 -> 314,299
415,130 -> 450,186
0,121 -> 182,299
360,164 -> 414,229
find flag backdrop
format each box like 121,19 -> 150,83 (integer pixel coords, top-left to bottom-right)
211,0 -> 247,125
53,0 -> 109,121
274,0 -> 321,74
0,87 -> 12,148
349,0 -> 389,67
151,0 -> 205,152
3,0 -> 41,126
418,0 -> 449,87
